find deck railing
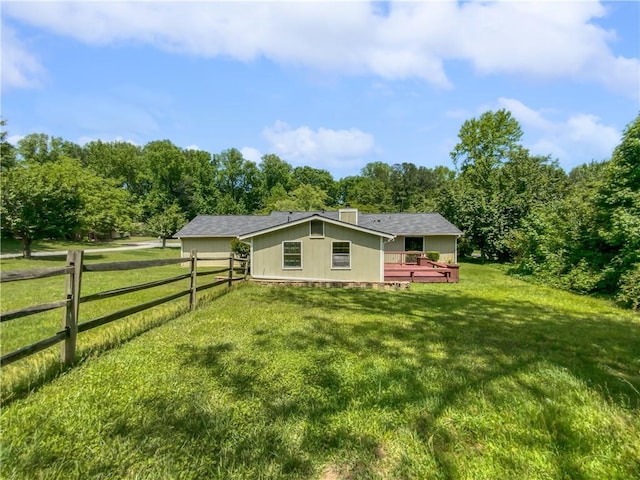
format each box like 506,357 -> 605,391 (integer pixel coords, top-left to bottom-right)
384,251 -> 424,265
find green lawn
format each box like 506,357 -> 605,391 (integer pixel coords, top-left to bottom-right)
1,263 -> 639,479
0,248 -> 232,402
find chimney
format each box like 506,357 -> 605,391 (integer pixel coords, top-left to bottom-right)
339,208 -> 358,225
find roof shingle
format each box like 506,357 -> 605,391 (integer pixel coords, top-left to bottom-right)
175,211 -> 462,238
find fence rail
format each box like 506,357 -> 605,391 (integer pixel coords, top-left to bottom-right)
0,250 -> 248,368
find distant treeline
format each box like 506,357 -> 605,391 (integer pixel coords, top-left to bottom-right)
1,111 -> 638,307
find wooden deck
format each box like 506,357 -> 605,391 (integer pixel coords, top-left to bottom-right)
384,258 -> 459,283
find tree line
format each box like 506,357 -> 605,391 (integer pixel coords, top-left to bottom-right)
1,111 -> 638,308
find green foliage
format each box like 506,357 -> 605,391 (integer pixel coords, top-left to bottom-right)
451,109 -> 523,186
270,183 -> 329,212
457,236 -> 474,258
16,133 -> 82,165
442,112 -> 567,262
259,154 -> 292,192
213,148 -> 262,213
230,238 -> 250,257
509,113 -> 640,304
145,204 -> 187,247
425,251 -> 440,262
1,160 -> 83,257
0,119 -> 17,171
617,263 -> 640,309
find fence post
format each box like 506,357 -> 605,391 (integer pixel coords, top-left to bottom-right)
61,250 -> 83,366
243,256 -> 249,280
228,256 -> 233,288
189,249 -> 197,311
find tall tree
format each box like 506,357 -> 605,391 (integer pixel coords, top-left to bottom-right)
146,204 -> 187,248
1,160 -> 83,257
596,114 -> 640,295
451,109 -> 523,187
259,154 -> 293,193
213,148 -> 262,213
0,119 -> 17,171
291,166 -> 336,204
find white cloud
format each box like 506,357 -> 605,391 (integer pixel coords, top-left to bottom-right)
262,121 -> 377,171
496,97 -> 621,166
3,1 -> 638,97
1,24 -> 44,89
6,134 -> 25,146
240,147 -> 262,163
185,144 -> 200,151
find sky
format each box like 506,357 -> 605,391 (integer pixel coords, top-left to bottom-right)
1,0 -> 639,179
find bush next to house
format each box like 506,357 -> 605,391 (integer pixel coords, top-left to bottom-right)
426,251 -> 440,262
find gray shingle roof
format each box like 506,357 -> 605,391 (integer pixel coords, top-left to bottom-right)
175,211 -> 462,238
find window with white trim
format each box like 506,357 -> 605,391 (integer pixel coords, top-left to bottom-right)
332,241 -> 351,269
310,220 -> 324,238
283,241 -> 302,269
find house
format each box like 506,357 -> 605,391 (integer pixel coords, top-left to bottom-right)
175,209 -> 462,283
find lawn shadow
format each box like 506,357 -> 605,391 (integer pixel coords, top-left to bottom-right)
178,284 -> 640,477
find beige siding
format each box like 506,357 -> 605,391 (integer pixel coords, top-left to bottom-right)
252,222 -> 383,282
181,237 -> 234,266
424,236 -> 457,263
384,235 -> 458,263
338,209 -> 358,225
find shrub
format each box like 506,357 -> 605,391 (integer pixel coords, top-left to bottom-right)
617,263 -> 640,310
457,237 -> 474,258
230,238 -> 250,257
426,251 -> 440,262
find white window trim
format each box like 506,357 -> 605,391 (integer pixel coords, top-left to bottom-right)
331,240 -> 351,270
309,220 -> 325,238
282,240 -> 303,270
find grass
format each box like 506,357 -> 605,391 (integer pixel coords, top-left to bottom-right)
1,263 -> 639,479
0,248 -> 233,403
0,236 -> 171,255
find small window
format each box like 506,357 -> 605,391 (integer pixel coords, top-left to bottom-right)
283,241 -> 302,269
310,220 -> 324,238
332,241 -> 351,269
405,237 -> 424,252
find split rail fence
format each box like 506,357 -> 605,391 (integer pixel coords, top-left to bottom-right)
0,250 -> 248,368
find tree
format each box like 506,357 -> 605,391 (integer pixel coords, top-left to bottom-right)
451,109 -> 523,187
213,148 -> 262,213
0,119 -> 17,171
259,154 -> 293,193
1,161 -> 82,257
146,204 -> 187,248
442,110 -> 539,260
83,140 -> 145,194
271,184 -> 328,211
596,114 -> 640,297
16,133 -> 83,165
291,166 -> 337,204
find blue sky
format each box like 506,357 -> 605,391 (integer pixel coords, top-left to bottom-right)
2,1 -> 638,179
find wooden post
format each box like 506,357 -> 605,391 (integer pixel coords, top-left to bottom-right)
228,256 -> 233,288
61,250 -> 83,366
243,256 -> 249,280
189,249 -> 197,311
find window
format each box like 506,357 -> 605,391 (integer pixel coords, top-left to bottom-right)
283,241 -> 302,269
405,237 -> 424,252
310,220 -> 324,238
332,241 -> 351,269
